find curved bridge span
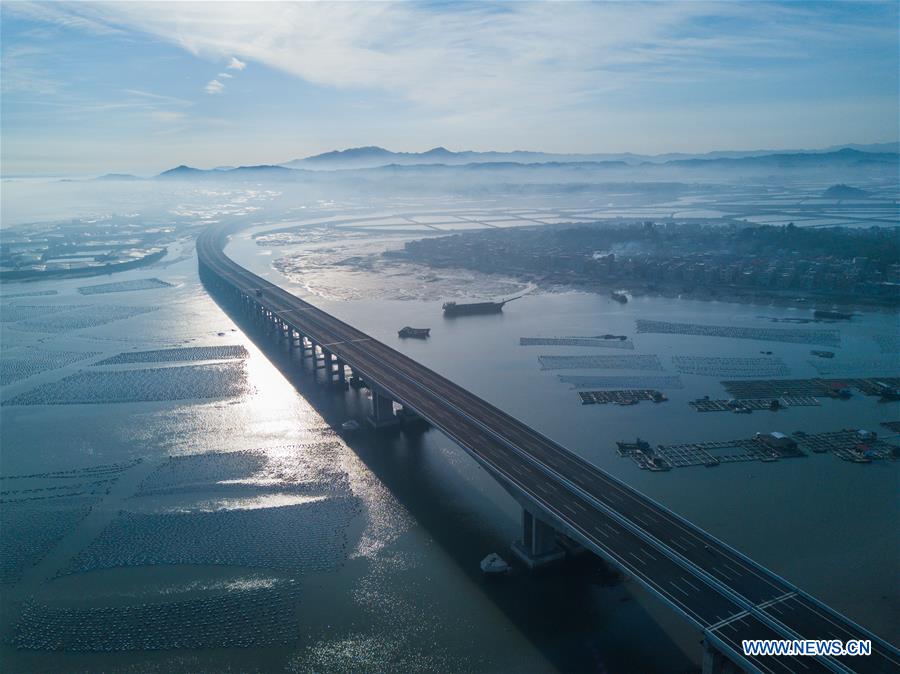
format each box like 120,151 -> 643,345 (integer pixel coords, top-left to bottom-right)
198,224 -> 897,674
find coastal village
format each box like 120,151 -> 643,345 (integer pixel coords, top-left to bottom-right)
398,220 -> 900,307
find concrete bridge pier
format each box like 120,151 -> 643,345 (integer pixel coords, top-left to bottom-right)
335,359 -> 346,383
511,509 -> 566,569
368,387 -> 399,427
701,638 -> 741,674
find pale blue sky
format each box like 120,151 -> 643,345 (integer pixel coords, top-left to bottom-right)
1,1 -> 898,175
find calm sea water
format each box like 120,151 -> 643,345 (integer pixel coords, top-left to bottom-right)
1,183 -> 897,673
228,222 -> 900,641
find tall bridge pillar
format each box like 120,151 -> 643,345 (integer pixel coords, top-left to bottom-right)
368,387 -> 399,427
511,509 -> 566,569
702,638 -> 741,674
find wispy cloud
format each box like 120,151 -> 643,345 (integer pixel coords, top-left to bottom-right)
0,45 -> 64,96
5,1 -> 894,125
4,2 -> 897,122
2,0 -> 896,173
121,88 -> 193,107
204,79 -> 225,95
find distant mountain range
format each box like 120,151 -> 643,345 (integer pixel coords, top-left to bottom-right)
144,147 -> 897,181
157,164 -> 294,179
279,142 -> 900,170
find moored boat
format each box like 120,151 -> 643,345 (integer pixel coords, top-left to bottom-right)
398,326 -> 431,338
443,300 -> 504,316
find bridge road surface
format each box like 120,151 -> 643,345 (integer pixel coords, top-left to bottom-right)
199,224 -> 898,674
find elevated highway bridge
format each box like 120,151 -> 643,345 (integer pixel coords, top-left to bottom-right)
198,223 -> 897,674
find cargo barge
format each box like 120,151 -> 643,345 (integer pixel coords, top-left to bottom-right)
398,326 -> 431,338
442,296 -> 520,317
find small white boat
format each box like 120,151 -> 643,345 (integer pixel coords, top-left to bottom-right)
480,552 -> 510,575
341,420 -> 360,432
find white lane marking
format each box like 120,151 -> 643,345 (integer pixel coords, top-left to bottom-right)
668,538 -> 689,552
721,561 -> 744,577
711,566 -> 733,581
668,580 -> 689,597
757,591 -> 796,610
707,610 -> 750,631
681,577 -> 701,592
592,525 -> 610,539
629,552 -> 647,566
639,547 -> 658,561
320,338 -> 372,347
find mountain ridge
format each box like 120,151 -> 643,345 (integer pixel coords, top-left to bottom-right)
145,148 -> 898,181
281,142 -> 899,170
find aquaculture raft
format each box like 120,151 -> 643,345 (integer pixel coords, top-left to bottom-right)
689,397 -> 819,412
580,390 -> 667,405
721,377 -> 900,399
794,430 -> 897,462
616,436 -> 805,471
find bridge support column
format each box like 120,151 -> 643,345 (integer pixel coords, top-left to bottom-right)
335,359 -> 346,383
367,387 -> 399,428
701,639 -> 740,674
511,509 -> 565,569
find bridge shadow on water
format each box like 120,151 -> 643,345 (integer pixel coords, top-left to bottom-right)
205,281 -> 699,674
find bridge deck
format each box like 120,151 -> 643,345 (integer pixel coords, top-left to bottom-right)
198,224 -> 897,674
